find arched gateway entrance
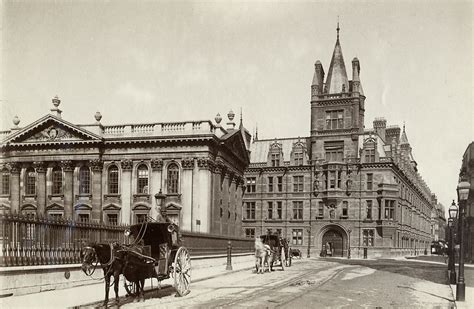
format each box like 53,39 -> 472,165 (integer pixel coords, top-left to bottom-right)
319,225 -> 348,257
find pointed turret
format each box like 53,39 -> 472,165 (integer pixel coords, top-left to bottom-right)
325,23 -> 349,94
351,57 -> 364,95
400,123 -> 409,145
311,61 -> 325,99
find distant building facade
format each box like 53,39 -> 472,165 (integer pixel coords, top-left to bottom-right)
242,26 -> 438,258
0,99 -> 250,236
459,141 -> 474,263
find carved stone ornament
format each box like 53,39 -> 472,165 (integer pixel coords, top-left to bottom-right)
90,159 -> 103,171
151,158 -> 163,170
60,160 -> 74,172
197,157 -> 210,169
8,162 -> 21,174
33,161 -> 46,173
181,158 -> 194,169
121,159 -> 133,170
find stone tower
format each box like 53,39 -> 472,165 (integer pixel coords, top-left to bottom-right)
310,23 -> 366,162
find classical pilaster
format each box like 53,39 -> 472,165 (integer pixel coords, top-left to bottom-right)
61,160 -> 74,219
90,159 -> 103,223
121,159 -> 133,224
181,158 -> 194,231
9,163 -> 21,213
33,161 -> 46,216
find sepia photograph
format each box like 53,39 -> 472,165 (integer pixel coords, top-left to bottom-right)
0,0 -> 473,308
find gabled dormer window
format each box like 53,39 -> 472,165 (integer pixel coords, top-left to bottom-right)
268,141 -> 283,167
363,137 -> 377,163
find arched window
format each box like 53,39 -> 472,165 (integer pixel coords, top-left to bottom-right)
108,165 -> 119,194
137,164 -> 149,194
167,164 -> 179,194
1,168 -> 9,195
79,166 -> 91,194
52,167 -> 63,195
25,167 -> 36,195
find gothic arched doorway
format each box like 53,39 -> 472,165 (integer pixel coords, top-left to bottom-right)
322,229 -> 344,257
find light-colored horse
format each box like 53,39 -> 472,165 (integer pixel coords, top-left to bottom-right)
255,237 -> 272,274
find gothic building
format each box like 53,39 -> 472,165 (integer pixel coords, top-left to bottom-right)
0,98 -> 251,236
242,26 -> 438,258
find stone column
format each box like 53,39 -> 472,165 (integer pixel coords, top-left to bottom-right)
61,160 -> 74,219
121,160 -> 133,225
9,163 -> 21,213
90,159 -> 103,223
34,162 -> 47,216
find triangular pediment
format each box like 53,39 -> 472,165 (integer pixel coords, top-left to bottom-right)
47,203 -> 64,211
221,131 -> 250,165
2,114 -> 102,146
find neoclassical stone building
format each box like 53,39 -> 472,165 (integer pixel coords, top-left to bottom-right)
242,26 -> 438,258
0,98 -> 251,236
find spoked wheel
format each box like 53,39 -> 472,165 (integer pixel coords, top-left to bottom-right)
173,247 -> 191,297
124,278 -> 137,296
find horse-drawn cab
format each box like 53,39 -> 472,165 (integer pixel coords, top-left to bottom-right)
260,234 -> 289,270
124,221 -> 190,297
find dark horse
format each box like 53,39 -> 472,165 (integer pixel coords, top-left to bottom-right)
81,243 -> 123,306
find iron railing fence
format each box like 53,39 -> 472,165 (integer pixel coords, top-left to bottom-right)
0,212 -> 126,267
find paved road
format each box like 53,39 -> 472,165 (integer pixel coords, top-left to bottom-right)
105,257 -> 458,308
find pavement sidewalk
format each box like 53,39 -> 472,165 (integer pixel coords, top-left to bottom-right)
0,258 -> 254,308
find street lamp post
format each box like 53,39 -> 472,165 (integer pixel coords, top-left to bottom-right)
347,228 -> 352,259
154,189 -> 167,222
456,180 -> 470,301
448,200 -> 457,285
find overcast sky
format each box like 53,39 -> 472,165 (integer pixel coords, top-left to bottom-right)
1,0 -> 473,213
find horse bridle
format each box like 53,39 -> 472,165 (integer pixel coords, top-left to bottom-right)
82,244 -> 115,277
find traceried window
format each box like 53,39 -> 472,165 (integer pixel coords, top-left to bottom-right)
52,167 -> 63,195
292,201 -> 303,220
167,164 -> 179,194
324,141 -> 344,162
293,176 -> 304,192
271,153 -> 280,167
292,229 -> 303,245
268,176 -> 273,192
246,177 -> 256,193
363,229 -> 374,246
1,168 -> 9,195
277,176 -> 283,192
385,200 -> 395,220
79,166 -> 91,194
245,228 -> 255,238
325,110 -> 344,130
245,202 -> 256,220
25,167 -> 36,195
276,201 -> 282,219
137,164 -> 149,194
267,202 -> 273,220
108,165 -> 119,194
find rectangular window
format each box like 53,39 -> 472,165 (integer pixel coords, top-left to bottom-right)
294,152 -> 304,166
136,214 -> 147,224
366,200 -> 373,219
318,202 -> 324,218
342,201 -> 348,218
245,202 -> 256,220
245,228 -> 255,238
363,229 -> 374,246
267,201 -> 273,220
293,176 -> 304,192
26,170 -> 36,195
292,201 -> 303,220
276,201 -> 282,219
268,177 -> 273,192
365,149 -> 376,163
329,171 -> 337,189
246,177 -> 256,193
277,176 -> 283,192
367,173 -> 373,190
52,169 -> 63,195
324,141 -> 344,162
1,171 -> 9,195
271,153 -> 280,167
292,229 -> 303,245
325,110 -> 344,130
107,214 -> 118,225
49,213 -> 63,220
384,200 -> 395,220
79,168 -> 91,194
